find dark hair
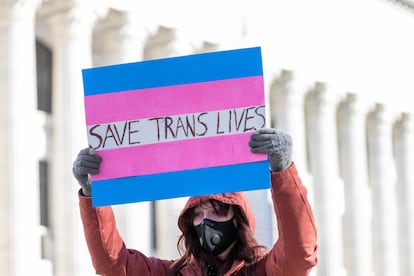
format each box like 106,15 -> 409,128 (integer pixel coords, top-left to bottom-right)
169,200 -> 267,276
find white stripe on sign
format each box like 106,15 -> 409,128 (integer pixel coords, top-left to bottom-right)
87,105 -> 266,150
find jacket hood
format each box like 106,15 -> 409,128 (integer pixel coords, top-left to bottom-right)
178,192 -> 256,234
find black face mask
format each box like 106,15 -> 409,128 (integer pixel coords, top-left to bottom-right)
194,217 -> 237,255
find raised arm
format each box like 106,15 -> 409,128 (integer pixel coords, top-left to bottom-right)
250,128 -> 318,275
73,148 -> 173,276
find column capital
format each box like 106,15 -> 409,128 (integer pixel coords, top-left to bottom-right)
193,41 -> 219,54
39,0 -> 97,38
306,82 -> 326,105
144,25 -> 177,59
337,93 -> 366,119
93,8 -> 149,63
0,0 -> 41,22
393,112 -> 413,140
95,8 -> 131,42
366,103 -> 394,133
305,81 -> 338,115
270,69 -> 294,94
277,69 -> 294,84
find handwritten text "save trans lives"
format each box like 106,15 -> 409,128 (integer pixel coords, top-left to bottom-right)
87,105 -> 265,150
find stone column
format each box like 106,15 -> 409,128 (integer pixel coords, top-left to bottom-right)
0,1 -> 42,275
269,70 -> 309,174
93,7 -> 152,255
304,82 -> 346,276
366,104 -> 400,276
245,190 -> 274,248
393,113 -> 414,276
155,198 -> 188,259
266,70 -> 314,246
337,94 -> 374,276
43,1 -> 96,275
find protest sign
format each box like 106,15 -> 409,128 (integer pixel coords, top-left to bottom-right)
82,47 -> 270,206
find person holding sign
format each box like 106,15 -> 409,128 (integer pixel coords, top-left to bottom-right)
73,128 -> 318,276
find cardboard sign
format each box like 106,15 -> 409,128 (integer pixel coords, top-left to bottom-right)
82,47 -> 270,206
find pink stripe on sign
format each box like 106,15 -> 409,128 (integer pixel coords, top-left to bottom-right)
91,132 -> 267,181
85,76 -> 264,125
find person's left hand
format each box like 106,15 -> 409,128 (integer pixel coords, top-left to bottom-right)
249,128 -> 292,172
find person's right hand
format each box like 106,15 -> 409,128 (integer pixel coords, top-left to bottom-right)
72,148 -> 101,196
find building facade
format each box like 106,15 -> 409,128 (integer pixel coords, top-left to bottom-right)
0,1 -> 413,276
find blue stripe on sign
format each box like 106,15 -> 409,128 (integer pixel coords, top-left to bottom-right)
82,47 -> 263,96
91,160 -> 270,207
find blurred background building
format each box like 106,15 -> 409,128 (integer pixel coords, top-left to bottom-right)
0,0 -> 413,275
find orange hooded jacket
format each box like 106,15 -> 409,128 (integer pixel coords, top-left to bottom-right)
79,163 -> 318,275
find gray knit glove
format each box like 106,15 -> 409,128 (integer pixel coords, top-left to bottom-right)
249,128 -> 293,172
72,148 -> 101,196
